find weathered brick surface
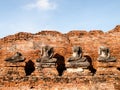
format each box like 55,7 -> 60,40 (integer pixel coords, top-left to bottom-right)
0,25 -> 120,89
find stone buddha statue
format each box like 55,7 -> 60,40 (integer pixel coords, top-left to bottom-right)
41,45 -> 56,63
97,46 -> 116,62
67,46 -> 90,68
5,52 -> 25,62
36,45 -> 57,68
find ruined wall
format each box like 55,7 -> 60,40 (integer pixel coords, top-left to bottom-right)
0,26 -> 120,90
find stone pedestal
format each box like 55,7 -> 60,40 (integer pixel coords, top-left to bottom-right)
41,68 -> 58,78
65,62 -> 92,76
96,62 -> 120,75
41,63 -> 56,68
1,62 -> 26,81
34,62 -> 57,78
64,68 -> 92,77
66,62 -> 89,69
4,62 -> 25,67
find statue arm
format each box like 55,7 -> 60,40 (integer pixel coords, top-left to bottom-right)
106,48 -> 110,58
98,48 -> 101,55
49,51 -> 54,58
79,53 -> 82,58
107,53 -> 110,58
40,47 -> 44,57
48,47 -> 54,58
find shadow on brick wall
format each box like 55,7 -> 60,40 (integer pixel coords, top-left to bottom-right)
84,55 -> 96,75
54,53 -> 66,76
24,60 -> 35,76
117,67 -> 120,71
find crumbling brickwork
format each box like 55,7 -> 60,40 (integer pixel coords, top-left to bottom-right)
0,26 -> 120,90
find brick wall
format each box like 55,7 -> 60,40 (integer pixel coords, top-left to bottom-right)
0,25 -> 120,89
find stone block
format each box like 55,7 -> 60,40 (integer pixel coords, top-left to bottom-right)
64,68 -> 92,76
4,62 -> 25,67
96,61 -> 117,68
96,67 -> 120,75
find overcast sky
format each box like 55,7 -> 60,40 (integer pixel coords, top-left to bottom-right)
0,0 -> 120,38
